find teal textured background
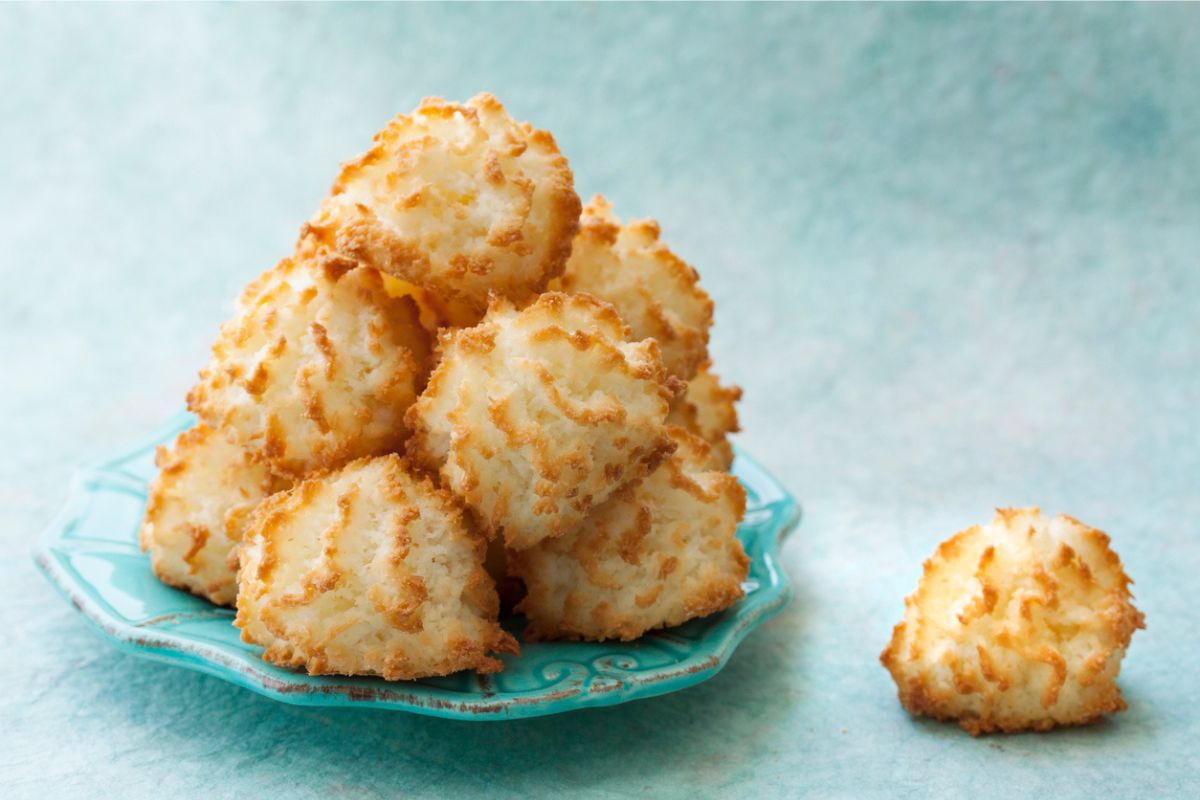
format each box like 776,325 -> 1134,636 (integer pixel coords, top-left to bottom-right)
2,4 -> 1197,798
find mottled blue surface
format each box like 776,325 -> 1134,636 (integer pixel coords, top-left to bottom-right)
2,4 -> 1197,798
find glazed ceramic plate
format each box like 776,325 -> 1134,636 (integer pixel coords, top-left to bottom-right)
34,412 -> 800,720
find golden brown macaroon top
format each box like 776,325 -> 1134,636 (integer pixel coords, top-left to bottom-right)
406,291 -> 679,550
236,454 -> 517,680
881,507 -> 1144,735
553,195 -> 714,380
510,428 -> 748,642
188,250 -> 432,478
140,423 -> 289,606
300,93 -> 581,318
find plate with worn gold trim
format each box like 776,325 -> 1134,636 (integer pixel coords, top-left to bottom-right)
34,412 -> 800,720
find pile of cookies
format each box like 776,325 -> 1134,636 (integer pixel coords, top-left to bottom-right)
139,94 -> 747,680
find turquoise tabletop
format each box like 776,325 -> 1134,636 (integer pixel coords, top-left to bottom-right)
2,4 -> 1197,799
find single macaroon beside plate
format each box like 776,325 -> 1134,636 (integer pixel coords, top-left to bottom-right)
33,412 -> 800,720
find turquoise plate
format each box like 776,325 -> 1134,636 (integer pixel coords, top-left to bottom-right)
33,412 -> 800,720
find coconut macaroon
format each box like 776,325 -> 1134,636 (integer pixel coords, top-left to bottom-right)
510,429 -> 749,641
880,507 -> 1144,735
299,93 -> 581,318
552,195 -> 713,380
235,454 -> 517,680
406,291 -> 678,551
187,249 -> 432,478
140,424 -> 289,606
666,360 -> 742,471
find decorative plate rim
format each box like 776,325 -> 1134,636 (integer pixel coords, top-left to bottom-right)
33,411 -> 801,720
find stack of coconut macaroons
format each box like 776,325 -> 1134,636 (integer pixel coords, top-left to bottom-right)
139,94 -> 748,680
